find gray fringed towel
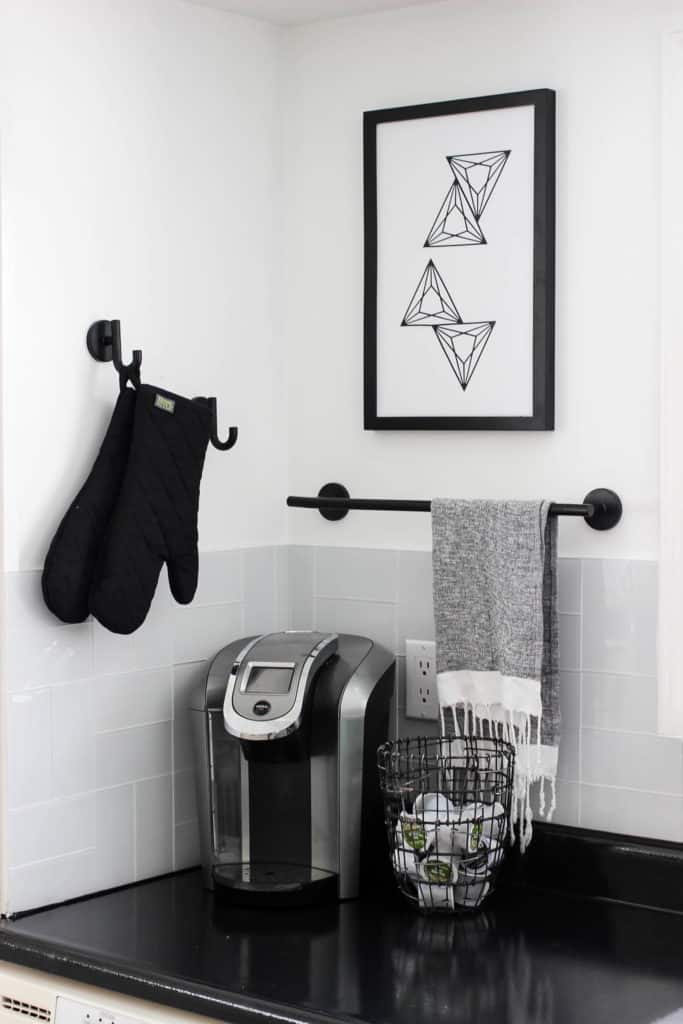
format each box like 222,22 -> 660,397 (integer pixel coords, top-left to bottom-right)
431,500 -> 559,851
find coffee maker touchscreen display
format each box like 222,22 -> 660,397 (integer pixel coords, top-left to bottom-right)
245,664 -> 294,694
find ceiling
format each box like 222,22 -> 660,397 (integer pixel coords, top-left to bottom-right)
186,0 -> 444,26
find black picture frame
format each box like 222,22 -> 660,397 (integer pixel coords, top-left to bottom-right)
363,88 -> 555,431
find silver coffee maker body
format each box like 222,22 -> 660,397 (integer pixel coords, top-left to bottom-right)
191,631 -> 394,906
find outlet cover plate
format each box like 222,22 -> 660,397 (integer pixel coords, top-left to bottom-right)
405,639 -> 439,720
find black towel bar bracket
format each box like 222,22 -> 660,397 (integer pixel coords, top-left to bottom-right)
287,483 -> 623,531
86,319 -> 238,452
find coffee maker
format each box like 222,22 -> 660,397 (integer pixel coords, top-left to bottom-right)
191,631 -> 394,906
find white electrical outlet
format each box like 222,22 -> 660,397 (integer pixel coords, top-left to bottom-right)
405,639 -> 439,720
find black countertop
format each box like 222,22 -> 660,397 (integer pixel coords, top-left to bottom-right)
1,869 -> 683,1024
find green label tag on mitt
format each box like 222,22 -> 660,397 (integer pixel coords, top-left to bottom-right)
154,394 -> 175,414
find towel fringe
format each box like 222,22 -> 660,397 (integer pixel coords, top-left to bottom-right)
440,697 -> 557,852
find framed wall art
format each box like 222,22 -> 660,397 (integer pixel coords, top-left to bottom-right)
363,88 -> 555,430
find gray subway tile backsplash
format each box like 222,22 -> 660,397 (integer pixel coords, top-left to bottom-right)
195,549 -> 243,606
3,545 -> 679,913
95,721 -> 173,790
135,774 -> 174,881
557,558 -> 581,615
8,689 -> 52,809
315,546 -> 399,603
51,680 -> 95,798
397,549 -> 435,647
286,545 -> 315,629
173,661 -> 206,773
6,621 -> 92,691
92,667 -> 173,734
315,595 -> 397,654
581,558 -> 657,676
580,784 -> 683,844
173,600 -> 243,664
8,792 -> 95,869
95,784 -> 136,891
175,819 -> 201,871
559,670 -> 580,731
557,728 -> 580,783
174,768 -> 199,825
558,613 -> 580,671
8,849 -> 96,915
582,672 -> 658,734
92,593 -> 173,676
581,729 -> 683,795
243,546 -> 280,634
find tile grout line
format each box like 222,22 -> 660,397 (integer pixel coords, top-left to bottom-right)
581,780 -> 683,799
9,773 -> 175,814
315,593 -> 400,607
9,845 -> 97,873
96,718 -> 173,737
580,725 -> 683,739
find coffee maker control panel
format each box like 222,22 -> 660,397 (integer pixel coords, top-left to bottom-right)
223,631 -> 338,741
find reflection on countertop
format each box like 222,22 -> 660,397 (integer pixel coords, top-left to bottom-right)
1,870 -> 683,1024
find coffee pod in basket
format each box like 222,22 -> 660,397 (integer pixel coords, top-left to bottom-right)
413,792 -> 457,820
396,813 -> 432,854
417,882 -> 456,911
392,843 -> 419,878
418,854 -> 459,886
429,824 -> 459,854
453,860 -> 490,908
451,815 -> 484,856
481,801 -> 507,843
483,837 -> 504,870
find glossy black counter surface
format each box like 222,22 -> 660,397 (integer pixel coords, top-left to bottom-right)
1,869 -> 683,1024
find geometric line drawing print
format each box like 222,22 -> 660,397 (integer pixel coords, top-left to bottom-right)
425,180 -> 485,247
401,259 -> 463,325
433,321 -> 495,390
448,150 -> 510,220
425,150 -> 510,247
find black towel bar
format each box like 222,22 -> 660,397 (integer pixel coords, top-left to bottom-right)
287,483 -> 623,531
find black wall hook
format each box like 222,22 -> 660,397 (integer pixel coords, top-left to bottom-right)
87,320 -> 142,383
207,396 -> 238,451
87,319 -> 238,453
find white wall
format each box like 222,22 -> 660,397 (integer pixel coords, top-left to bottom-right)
0,0 -> 288,914
282,0 -> 677,558
0,0 -> 287,572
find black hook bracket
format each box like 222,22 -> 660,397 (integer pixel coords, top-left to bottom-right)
87,320 -> 142,386
87,319 -> 238,452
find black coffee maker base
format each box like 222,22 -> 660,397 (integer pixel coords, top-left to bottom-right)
213,863 -> 339,908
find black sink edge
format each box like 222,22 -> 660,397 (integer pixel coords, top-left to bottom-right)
0,929 -> 360,1024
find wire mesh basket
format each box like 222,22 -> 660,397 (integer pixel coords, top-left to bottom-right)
377,736 -> 515,914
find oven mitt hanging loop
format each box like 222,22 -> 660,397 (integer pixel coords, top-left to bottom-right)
88,384 -> 211,635
42,382 -> 138,624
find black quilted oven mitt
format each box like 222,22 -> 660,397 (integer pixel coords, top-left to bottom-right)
89,385 -> 211,634
42,386 -> 137,624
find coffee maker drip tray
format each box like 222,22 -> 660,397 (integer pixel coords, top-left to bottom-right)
213,863 -> 338,908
